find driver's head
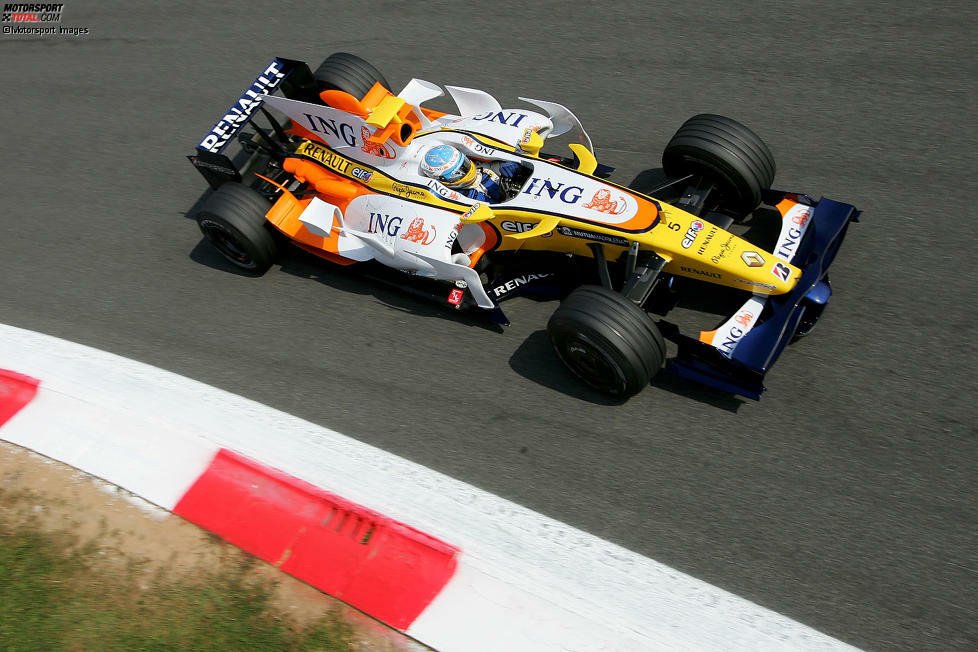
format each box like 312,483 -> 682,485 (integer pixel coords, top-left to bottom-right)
421,145 -> 477,189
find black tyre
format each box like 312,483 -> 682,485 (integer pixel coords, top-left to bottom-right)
196,183 -> 277,274
547,286 -> 666,398
662,114 -> 776,214
313,52 -> 390,100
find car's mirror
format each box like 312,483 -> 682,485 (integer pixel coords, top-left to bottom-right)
568,143 -> 597,175
518,129 -> 544,156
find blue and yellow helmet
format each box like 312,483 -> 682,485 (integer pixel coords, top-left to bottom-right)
421,145 -> 477,188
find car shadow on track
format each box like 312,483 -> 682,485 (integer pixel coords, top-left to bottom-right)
184,187 -> 501,332
186,174 -> 761,407
188,238 -> 268,277
275,247 -> 506,333
650,372 -> 745,412
510,330 -> 746,411
508,330 -> 626,406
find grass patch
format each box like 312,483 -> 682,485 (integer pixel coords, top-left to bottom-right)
0,490 -> 357,651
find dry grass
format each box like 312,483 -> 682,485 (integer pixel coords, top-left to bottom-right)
0,441 -> 427,651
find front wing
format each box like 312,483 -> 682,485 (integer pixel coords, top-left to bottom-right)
662,195 -> 861,399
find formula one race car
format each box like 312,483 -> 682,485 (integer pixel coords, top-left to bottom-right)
188,53 -> 860,400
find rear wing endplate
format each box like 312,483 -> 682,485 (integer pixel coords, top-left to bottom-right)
188,57 -> 315,188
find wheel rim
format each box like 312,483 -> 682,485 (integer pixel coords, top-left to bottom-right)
556,335 -> 627,395
199,219 -> 257,270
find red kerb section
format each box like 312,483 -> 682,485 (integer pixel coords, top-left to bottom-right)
173,448 -> 459,630
0,369 -> 40,427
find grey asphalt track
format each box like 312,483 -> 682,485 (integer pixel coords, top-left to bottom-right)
2,2 -> 976,649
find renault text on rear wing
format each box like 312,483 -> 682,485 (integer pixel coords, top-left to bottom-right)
189,57 -> 315,188
198,58 -> 294,154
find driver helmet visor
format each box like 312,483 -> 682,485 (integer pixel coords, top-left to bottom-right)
442,157 -> 476,186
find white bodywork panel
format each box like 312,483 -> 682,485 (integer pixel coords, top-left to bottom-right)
296,198 -> 374,262
445,85 -> 502,117
772,202 -> 814,264
295,192 -> 494,308
708,296 -> 767,359
398,78 -> 445,130
260,85 -> 648,307
298,197 -> 339,237
519,97 -> 593,152
444,111 -> 553,150
261,94 -> 407,164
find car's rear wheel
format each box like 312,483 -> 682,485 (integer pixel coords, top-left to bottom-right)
196,183 -> 277,274
662,114 -> 776,215
547,286 -> 666,398
313,53 -> 390,100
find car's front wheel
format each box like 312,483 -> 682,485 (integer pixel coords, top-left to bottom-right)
662,114 -> 776,215
196,183 -> 277,274
547,286 -> 666,398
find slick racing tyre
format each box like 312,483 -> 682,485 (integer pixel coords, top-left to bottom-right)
662,114 -> 776,215
196,182 -> 277,274
313,52 -> 390,100
547,286 -> 666,398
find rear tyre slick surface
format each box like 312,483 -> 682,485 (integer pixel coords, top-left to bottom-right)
196,183 -> 277,274
313,53 -> 390,100
662,114 -> 776,214
547,286 -> 666,398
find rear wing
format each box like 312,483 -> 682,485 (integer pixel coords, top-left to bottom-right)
188,57 -> 317,189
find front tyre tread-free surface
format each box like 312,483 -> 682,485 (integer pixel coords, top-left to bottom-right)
547,286 -> 666,398
196,183 -> 277,274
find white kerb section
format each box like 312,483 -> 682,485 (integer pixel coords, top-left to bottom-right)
0,323 -> 855,652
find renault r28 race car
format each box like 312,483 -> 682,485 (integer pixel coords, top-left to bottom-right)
187,53 -> 861,400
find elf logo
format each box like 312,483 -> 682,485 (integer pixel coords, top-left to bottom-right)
350,167 -> 373,182
681,220 -> 704,249
500,220 -> 553,237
